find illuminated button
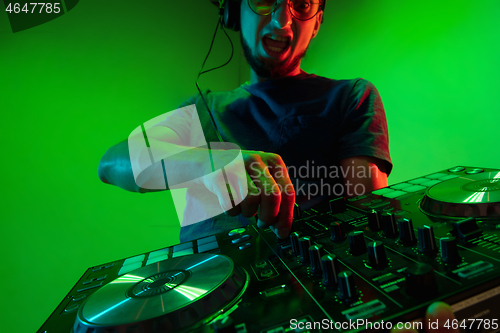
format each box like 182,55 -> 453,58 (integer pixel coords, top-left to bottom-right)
383,191 -> 407,198
172,248 -> 194,258
465,168 -> 484,174
197,235 -> 217,246
198,241 -> 219,253
438,175 -> 459,181
420,180 -> 442,187
374,273 -> 397,285
408,178 -> 429,185
453,261 -> 493,278
146,255 -> 169,265
91,263 -> 115,272
232,234 -> 251,244
404,185 -> 427,193
448,167 -> 465,173
238,242 -> 252,250
82,275 -> 108,285
148,248 -> 169,260
123,254 -> 145,266
256,261 -> 267,268
64,303 -> 80,313
341,299 -> 386,320
390,183 -> 412,190
77,281 -> 103,293
383,285 -> 400,292
427,172 -> 449,179
228,228 -> 246,237
118,262 -> 142,276
72,294 -> 87,302
173,243 -> 193,251
372,188 -> 394,196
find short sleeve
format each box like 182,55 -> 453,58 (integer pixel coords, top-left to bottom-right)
337,79 -> 392,175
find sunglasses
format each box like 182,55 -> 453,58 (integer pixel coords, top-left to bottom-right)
248,0 -> 323,21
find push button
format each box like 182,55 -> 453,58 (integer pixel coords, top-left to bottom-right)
228,228 -> 246,237
232,234 -> 251,244
238,242 -> 252,250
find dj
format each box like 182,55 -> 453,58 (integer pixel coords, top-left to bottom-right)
98,0 -> 392,242
98,1 -> 461,326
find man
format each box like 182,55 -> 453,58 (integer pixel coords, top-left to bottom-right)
98,0 -> 391,242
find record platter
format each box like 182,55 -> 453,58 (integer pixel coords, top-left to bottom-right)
420,170 -> 500,219
39,167 -> 500,333
72,254 -> 248,332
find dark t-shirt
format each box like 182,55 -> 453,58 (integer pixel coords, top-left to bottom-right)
166,73 -> 391,241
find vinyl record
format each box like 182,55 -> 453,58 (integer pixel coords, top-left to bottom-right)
420,171 -> 500,219
73,253 -> 249,333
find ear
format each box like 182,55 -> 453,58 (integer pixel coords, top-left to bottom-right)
311,10 -> 323,38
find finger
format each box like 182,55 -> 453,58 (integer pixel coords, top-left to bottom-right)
204,170 -> 235,213
221,168 -> 242,217
239,173 -> 261,218
246,158 -> 281,227
425,302 -> 458,333
225,206 -> 241,216
267,156 -> 295,238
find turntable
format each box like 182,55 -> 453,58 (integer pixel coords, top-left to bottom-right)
420,170 -> 500,219
39,167 -> 500,333
72,254 -> 248,333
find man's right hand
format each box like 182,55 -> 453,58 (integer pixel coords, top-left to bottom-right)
199,150 -> 295,239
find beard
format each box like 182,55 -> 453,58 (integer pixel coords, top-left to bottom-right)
240,31 -> 308,79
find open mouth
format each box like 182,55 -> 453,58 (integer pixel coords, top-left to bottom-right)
262,35 -> 291,55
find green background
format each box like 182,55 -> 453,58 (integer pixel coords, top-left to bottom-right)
0,1 -> 499,332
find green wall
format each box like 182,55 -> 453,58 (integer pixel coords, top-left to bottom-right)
304,0 -> 500,182
1,1 -> 499,332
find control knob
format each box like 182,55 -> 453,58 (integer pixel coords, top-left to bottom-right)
290,231 -> 303,256
367,210 -> 381,232
329,197 -> 347,213
348,231 -> 367,255
398,218 -> 417,246
309,244 -> 323,276
338,271 -> 358,301
381,212 -> 398,238
321,254 -> 340,287
367,241 -> 388,269
299,236 -> 312,264
330,221 -> 345,242
440,237 -> 461,264
418,226 -> 437,254
404,263 -> 437,299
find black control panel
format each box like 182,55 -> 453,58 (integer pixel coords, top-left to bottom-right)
39,167 -> 500,333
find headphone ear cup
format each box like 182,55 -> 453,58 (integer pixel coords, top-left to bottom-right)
223,0 -> 241,31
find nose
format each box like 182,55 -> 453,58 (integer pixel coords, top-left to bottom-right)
271,0 -> 292,28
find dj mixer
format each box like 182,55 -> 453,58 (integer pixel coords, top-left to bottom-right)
38,166 -> 500,333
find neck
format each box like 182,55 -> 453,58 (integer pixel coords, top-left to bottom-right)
249,66 -> 304,84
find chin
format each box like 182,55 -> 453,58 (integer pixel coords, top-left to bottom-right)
241,33 -> 305,80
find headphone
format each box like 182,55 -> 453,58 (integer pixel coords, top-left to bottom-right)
220,0 -> 327,32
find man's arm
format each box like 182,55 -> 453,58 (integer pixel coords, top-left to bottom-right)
340,156 -> 388,198
98,140 -> 141,192
98,126 -> 295,238
98,126 -> 186,193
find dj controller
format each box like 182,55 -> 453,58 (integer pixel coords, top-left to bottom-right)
39,166 -> 500,333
